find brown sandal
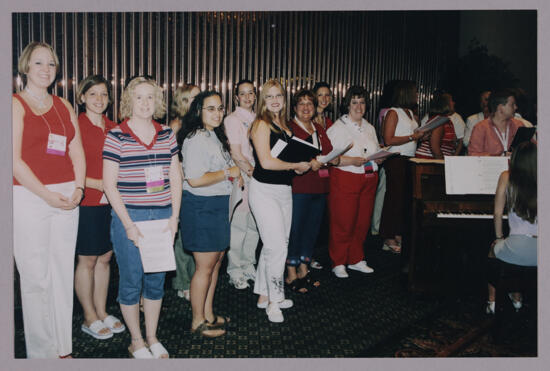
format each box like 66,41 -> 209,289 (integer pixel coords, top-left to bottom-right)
207,315 -> 230,328
191,321 -> 226,338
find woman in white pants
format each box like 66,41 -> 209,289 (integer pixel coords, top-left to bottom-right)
13,42 -> 86,358
249,79 -> 312,323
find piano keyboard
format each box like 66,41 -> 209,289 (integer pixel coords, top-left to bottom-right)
437,213 -> 507,219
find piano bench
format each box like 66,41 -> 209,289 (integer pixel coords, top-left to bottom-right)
491,261 -> 537,344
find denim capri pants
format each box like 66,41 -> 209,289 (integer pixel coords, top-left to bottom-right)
111,206 -> 172,305
180,191 -> 230,252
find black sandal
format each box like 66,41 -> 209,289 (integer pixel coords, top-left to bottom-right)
286,277 -> 308,293
207,314 -> 230,328
302,271 -> 321,289
191,321 -> 226,338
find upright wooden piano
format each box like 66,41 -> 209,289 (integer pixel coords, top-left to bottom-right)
406,158 -> 500,293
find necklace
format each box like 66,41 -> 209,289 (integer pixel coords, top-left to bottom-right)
25,87 -> 49,109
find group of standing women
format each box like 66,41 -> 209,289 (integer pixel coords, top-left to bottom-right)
13,40 -> 442,359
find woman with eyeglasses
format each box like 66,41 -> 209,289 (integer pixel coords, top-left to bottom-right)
169,84 -> 200,301
179,91 -> 240,337
249,79 -> 312,323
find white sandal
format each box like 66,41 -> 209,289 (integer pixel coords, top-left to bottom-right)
102,315 -> 126,333
128,345 -> 153,359
81,320 -> 113,340
148,342 -> 169,358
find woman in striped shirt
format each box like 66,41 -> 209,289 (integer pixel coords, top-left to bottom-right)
415,92 -> 459,159
103,76 -> 182,358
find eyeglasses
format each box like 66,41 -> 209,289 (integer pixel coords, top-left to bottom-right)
202,105 -> 225,113
265,94 -> 284,100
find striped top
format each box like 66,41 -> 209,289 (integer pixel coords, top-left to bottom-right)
415,116 -> 457,159
103,119 -> 178,208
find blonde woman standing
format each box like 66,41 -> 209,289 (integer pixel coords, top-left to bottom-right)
249,79 -> 312,323
103,76 -> 182,358
13,42 -> 86,358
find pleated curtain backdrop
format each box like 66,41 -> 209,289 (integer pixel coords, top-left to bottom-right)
12,11 -> 459,124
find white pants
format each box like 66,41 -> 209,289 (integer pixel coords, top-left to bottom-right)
249,178 -> 292,303
227,207 -> 259,280
13,182 -> 78,358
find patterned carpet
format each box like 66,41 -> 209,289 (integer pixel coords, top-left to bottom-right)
13,235 -> 537,358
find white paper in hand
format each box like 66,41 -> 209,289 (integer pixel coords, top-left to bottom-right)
134,219 -> 176,273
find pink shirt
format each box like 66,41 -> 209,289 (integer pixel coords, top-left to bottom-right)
468,117 -> 524,156
224,106 -> 255,164
224,106 -> 256,212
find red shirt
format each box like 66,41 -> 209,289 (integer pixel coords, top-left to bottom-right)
290,119 -> 333,194
13,94 -> 76,185
79,113 -> 117,206
468,117 -> 524,156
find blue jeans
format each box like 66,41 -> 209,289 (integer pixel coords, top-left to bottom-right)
287,193 -> 327,266
111,207 -> 172,305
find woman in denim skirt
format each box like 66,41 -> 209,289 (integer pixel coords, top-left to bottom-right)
179,91 -> 240,338
103,76 -> 182,358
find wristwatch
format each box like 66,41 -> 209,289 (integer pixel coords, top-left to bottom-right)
408,135 -> 413,142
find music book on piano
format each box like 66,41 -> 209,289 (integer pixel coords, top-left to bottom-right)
509,126 -> 536,150
414,115 -> 449,133
270,136 -> 320,163
444,156 -> 509,195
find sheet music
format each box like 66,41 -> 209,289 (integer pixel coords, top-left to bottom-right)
364,149 -> 399,162
270,139 -> 287,158
317,142 -> 352,164
135,219 -> 176,273
444,156 -> 509,195
414,115 -> 449,133
291,135 -> 319,148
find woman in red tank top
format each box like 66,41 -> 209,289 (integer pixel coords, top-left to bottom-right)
13,42 -> 85,358
74,75 -> 125,341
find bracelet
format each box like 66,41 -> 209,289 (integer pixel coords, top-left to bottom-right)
76,186 -> 85,193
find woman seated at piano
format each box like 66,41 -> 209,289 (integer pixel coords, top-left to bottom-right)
485,141 -> 537,314
415,92 -> 460,159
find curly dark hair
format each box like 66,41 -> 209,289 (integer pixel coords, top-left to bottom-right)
176,90 -> 230,154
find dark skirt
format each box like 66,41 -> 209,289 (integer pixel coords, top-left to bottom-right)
180,191 -> 230,252
76,205 -> 112,256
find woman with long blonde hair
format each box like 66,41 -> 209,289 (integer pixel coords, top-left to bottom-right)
248,79 -> 312,323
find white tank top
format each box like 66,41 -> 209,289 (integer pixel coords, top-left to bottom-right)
508,209 -> 537,236
385,108 -> 418,157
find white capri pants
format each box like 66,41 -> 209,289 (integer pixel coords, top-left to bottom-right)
248,178 -> 292,303
13,181 -> 78,358
494,234 -> 537,267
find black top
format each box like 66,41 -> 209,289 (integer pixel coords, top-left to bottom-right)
252,125 -> 295,185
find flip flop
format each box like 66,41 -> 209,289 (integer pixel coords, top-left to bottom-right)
286,277 -> 308,293
102,315 -> 126,333
128,345 -> 153,359
207,314 -> 230,328
191,321 -> 226,338
148,342 -> 169,359
81,320 -> 113,340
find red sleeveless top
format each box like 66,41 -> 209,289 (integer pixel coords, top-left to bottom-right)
13,94 -> 76,185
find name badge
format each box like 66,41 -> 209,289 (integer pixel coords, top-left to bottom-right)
46,133 -> 67,156
318,168 -> 329,178
144,166 -> 164,193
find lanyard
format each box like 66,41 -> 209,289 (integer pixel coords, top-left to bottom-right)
493,124 -> 509,153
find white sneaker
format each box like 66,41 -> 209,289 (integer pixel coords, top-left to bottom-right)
348,260 -> 374,274
257,298 -> 293,309
508,293 -> 523,311
486,300 -> 495,314
229,276 -> 249,290
177,289 -> 190,301
266,303 -> 284,323
332,265 -> 349,278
